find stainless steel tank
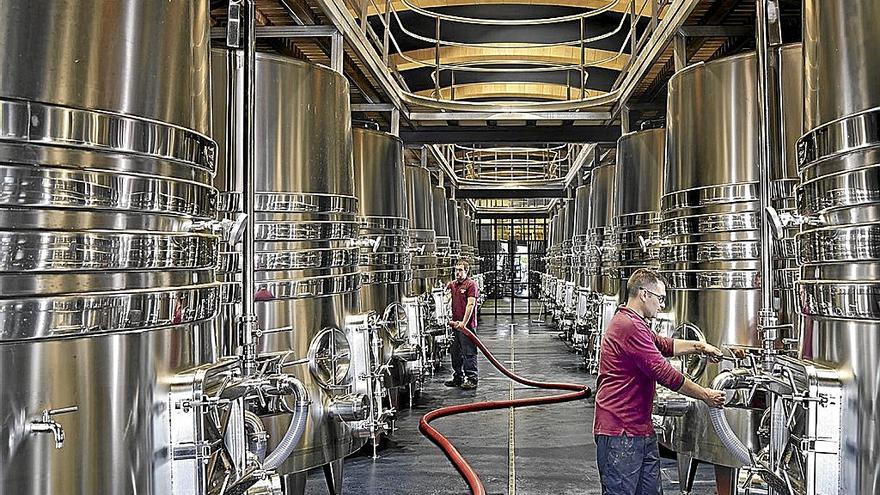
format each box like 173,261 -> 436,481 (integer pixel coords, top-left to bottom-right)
614,129 -> 665,299
573,182 -> 593,290
797,3 -> 880,490
588,159 -> 619,298
212,51 -> 370,481
352,127 -> 415,397
405,163 -> 438,295
659,50 -> 779,468
562,198 -> 577,285
447,198 -> 462,263
432,185 -> 452,282
457,203 -> 475,263
0,1 -> 220,492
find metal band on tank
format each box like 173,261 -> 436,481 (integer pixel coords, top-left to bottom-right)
0,232 -> 216,271
0,164 -> 216,220
0,98 -> 215,172
0,284 -> 220,342
798,107 -> 880,169
219,191 -> 358,215
662,271 -> 760,290
219,247 -> 360,272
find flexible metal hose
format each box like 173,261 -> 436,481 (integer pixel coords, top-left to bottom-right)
708,370 -> 753,467
263,378 -> 310,470
419,327 -> 592,495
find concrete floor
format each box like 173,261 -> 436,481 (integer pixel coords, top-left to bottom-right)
303,314 -> 718,495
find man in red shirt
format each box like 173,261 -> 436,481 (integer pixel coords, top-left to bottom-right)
445,259 -> 480,390
594,268 -> 725,494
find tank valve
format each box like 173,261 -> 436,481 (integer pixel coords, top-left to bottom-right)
29,406 -> 78,449
328,394 -> 368,422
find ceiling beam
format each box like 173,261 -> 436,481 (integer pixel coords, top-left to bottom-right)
456,186 -> 566,199
392,45 -> 629,73
409,111 -> 611,121
415,82 -> 602,101
401,125 -> 621,144
357,0 -> 659,19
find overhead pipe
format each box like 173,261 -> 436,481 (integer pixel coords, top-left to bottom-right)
419,327 -> 591,495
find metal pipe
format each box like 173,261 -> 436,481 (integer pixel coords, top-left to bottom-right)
755,0 -> 779,365
240,0 -> 258,375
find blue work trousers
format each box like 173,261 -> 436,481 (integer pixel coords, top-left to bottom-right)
595,434 -> 662,495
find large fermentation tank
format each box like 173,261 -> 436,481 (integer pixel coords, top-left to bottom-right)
212,51 -> 368,481
562,198 -> 576,285
0,1 -> 220,493
798,3 -> 880,491
405,163 -> 438,294
614,129 -> 665,299
432,185 -> 452,282
447,198 -> 462,263
353,127 -> 410,316
572,181 -> 593,291
588,159 -> 619,298
658,48 -> 801,468
352,127 -> 414,395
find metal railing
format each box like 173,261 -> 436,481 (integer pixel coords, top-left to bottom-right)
342,0 -> 668,106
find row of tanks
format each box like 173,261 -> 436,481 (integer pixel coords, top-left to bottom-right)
0,1 -> 480,494
543,1 -> 880,492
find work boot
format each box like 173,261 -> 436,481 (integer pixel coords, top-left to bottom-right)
444,378 -> 463,387
460,379 -> 478,390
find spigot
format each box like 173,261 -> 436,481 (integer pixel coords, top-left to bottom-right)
764,206 -> 824,240
188,213 -> 248,244
407,244 -> 426,256
637,235 -> 671,253
355,236 -> 383,253
29,406 -> 78,449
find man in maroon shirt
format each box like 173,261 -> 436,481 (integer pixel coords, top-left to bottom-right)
594,268 -> 725,494
445,259 -> 480,390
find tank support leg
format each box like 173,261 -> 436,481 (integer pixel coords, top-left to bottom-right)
323,458 -> 344,494
677,454 -> 699,494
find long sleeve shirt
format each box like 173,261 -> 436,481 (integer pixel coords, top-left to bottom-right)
593,306 -> 685,436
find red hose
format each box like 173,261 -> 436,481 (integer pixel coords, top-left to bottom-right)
419,327 -> 592,495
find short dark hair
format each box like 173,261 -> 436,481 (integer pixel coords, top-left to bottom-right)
626,268 -> 666,299
455,259 -> 470,272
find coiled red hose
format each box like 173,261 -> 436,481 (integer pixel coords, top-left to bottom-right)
419,327 -> 592,495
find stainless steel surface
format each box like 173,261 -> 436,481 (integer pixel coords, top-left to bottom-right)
213,51 -> 368,474
587,159 -> 619,298
572,182 -> 593,290
405,163 -> 438,294
352,127 -> 413,394
0,1 -> 220,492
659,51 -> 771,468
614,129 -> 665,299
796,5 -> 880,488
446,198 -> 462,262
432,186 -> 452,282
803,0 -> 880,130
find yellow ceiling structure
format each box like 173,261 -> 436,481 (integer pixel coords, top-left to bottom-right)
391,44 -> 630,72
415,81 -> 603,100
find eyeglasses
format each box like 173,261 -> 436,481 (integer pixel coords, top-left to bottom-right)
639,287 -> 666,304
